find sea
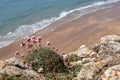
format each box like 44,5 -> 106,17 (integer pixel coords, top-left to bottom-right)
0,0 -> 120,48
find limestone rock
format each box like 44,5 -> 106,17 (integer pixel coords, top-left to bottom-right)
24,69 -> 45,80
77,62 -> 96,80
4,66 -> 22,76
100,35 -> 120,44
73,45 -> 96,58
6,57 -> 28,69
76,45 -> 93,57
82,58 -> 95,64
64,45 -> 96,59
0,57 -> 44,80
0,35 -> 120,80
69,61 -> 82,67
98,41 -> 120,54
0,61 -> 8,69
101,65 -> 120,80
77,35 -> 120,80
77,59 -> 111,80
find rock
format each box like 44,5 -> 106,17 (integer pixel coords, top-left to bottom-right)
0,57 -> 44,80
63,51 -> 76,59
82,58 -> 95,64
0,35 -> 120,80
24,69 -> 45,80
77,59 -> 111,80
4,66 -> 22,76
76,45 -> 91,57
69,61 -> 82,67
99,35 -> 120,57
94,42 -> 120,62
37,67 -> 44,73
100,35 -> 120,44
77,35 -> 120,80
98,41 -> 120,54
67,35 -> 120,80
101,65 -> 120,80
77,62 -> 95,80
68,57 -> 95,67
0,61 -> 8,69
6,57 -> 28,69
64,45 -> 96,59
75,45 -> 96,58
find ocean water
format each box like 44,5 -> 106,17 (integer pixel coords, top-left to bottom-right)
0,0 -> 120,48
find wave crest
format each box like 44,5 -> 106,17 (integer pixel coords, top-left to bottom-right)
0,0 -> 120,48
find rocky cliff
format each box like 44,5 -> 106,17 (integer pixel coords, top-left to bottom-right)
64,35 -> 120,80
0,35 -> 120,80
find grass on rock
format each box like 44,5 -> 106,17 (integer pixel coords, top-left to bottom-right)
0,74 -> 28,80
25,47 -> 82,79
25,47 -> 67,72
65,54 -> 82,62
1,35 -> 83,80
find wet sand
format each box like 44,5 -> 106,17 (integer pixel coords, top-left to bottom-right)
0,2 -> 120,59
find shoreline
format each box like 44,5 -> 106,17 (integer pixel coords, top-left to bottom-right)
0,2 -> 120,59
0,0 -> 119,49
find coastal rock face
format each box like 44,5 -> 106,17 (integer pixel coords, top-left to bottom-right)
0,35 -> 120,80
6,57 -> 28,69
77,59 -> 111,80
76,35 -> 120,80
64,35 -> 120,80
77,45 -> 96,58
0,57 -> 45,80
64,45 -> 96,59
101,65 -> 120,80
100,35 -> 120,44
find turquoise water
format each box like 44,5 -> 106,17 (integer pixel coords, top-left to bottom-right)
0,0 -> 120,48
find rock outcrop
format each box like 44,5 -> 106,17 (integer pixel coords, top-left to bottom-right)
0,57 -> 45,80
64,35 -> 120,80
0,35 -> 120,80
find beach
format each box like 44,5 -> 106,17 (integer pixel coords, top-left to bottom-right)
0,2 -> 120,59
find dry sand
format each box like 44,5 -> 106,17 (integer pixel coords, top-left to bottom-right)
0,2 -> 120,59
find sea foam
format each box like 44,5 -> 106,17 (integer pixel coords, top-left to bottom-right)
0,0 -> 120,48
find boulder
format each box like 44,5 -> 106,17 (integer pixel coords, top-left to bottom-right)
101,65 -> 120,80
98,41 -> 120,54
0,57 -> 45,80
3,66 -> 22,76
77,59 -> 111,80
6,56 -> 28,69
77,35 -> 120,80
100,35 -> 120,44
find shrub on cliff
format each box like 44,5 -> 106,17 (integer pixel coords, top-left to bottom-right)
25,47 -> 67,72
65,54 -> 82,62
0,74 -> 28,80
14,35 -> 82,79
18,35 -> 67,73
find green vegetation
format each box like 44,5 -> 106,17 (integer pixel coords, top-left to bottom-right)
43,64 -> 82,80
2,35 -> 83,80
25,47 -> 82,79
0,74 -> 28,80
25,48 -> 67,72
8,76 -> 28,80
91,45 -> 100,53
65,54 -> 82,62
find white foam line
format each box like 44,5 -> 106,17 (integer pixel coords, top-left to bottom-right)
0,0 -> 120,48
0,40 -> 14,48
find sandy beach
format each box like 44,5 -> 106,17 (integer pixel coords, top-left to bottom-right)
0,2 -> 120,59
